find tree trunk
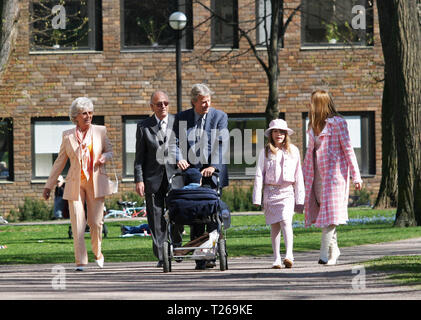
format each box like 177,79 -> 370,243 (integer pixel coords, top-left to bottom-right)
374,77 -> 398,209
0,0 -> 20,82
265,0 -> 281,126
377,0 -> 421,226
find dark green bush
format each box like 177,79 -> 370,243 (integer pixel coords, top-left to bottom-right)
222,186 -> 259,212
8,197 -> 54,222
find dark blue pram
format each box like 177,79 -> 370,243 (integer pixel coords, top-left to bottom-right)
163,172 -> 229,273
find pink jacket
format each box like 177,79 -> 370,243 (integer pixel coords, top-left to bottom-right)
303,116 -> 362,227
253,144 -> 305,206
44,125 -> 114,201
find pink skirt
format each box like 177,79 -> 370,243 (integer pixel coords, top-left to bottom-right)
263,185 -> 294,225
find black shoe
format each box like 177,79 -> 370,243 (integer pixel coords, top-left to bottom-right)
156,261 -> 163,267
318,259 -> 327,265
195,261 -> 206,270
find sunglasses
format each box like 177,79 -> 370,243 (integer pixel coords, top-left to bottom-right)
153,101 -> 169,107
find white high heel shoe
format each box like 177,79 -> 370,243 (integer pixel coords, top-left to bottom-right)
95,255 -> 104,268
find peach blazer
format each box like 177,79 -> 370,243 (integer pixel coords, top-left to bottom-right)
44,125 -> 114,201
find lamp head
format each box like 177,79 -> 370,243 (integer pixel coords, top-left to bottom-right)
169,11 -> 187,30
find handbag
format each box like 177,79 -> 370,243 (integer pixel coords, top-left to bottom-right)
109,171 -> 118,194
108,156 -> 118,194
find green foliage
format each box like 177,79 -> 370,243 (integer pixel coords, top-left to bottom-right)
222,186 -> 260,212
352,187 -> 373,207
8,197 -> 54,222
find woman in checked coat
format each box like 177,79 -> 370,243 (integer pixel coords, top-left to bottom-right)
303,90 -> 363,265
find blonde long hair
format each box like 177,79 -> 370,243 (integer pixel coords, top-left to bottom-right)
309,90 -> 340,135
265,130 -> 291,157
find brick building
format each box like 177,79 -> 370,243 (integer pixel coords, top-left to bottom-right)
0,0 -> 383,215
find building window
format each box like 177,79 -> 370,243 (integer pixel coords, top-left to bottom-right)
302,112 -> 375,176
211,0 -> 238,48
123,116 -> 148,177
256,0 -> 284,47
121,0 -> 193,50
301,0 -> 373,46
30,0 -> 103,51
32,117 -> 104,178
0,118 -> 13,181
227,113 -> 285,178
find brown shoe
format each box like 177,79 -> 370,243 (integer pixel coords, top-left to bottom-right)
283,258 -> 293,268
271,263 -> 282,269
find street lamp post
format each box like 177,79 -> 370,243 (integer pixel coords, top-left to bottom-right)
169,11 -> 187,113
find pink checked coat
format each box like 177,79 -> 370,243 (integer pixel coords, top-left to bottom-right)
44,125 -> 114,201
303,116 -> 362,228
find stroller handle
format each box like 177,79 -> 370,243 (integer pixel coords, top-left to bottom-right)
168,169 -> 221,194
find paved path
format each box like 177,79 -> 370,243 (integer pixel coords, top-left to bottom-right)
0,237 -> 420,301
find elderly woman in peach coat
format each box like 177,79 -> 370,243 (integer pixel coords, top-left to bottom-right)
303,90 -> 363,265
43,97 -> 114,271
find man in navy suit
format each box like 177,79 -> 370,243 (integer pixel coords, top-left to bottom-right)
174,83 -> 229,269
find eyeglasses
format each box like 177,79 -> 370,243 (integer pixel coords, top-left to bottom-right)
153,101 -> 169,107
79,111 -> 93,116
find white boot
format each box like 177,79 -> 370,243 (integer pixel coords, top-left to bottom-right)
327,230 -> 340,265
319,226 -> 335,264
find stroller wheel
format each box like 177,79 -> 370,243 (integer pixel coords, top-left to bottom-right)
218,238 -> 228,271
163,241 -> 172,273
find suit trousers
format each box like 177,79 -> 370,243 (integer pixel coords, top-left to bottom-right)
68,177 -> 104,265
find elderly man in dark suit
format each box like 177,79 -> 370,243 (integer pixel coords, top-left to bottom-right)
174,83 -> 229,269
134,90 -> 181,267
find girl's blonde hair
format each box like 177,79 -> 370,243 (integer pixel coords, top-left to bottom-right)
309,90 -> 340,135
265,129 -> 291,157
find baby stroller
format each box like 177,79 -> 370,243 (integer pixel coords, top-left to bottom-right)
163,171 -> 229,273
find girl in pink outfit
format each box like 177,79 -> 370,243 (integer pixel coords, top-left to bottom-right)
253,119 -> 305,269
303,90 -> 363,265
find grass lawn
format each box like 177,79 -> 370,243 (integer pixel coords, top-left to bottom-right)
363,256 -> 421,287
0,208 -> 420,267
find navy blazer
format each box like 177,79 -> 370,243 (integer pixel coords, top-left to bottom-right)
174,107 -> 229,188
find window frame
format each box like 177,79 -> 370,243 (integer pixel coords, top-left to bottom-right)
31,116 -> 104,180
29,0 -> 103,52
122,115 -> 149,178
301,111 -> 375,176
227,113 -> 285,179
120,0 -> 193,51
211,0 -> 239,49
0,118 -> 14,181
300,0 -> 374,48
255,0 -> 284,48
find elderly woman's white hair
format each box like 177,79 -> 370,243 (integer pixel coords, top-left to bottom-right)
190,83 -> 214,104
69,97 -> 94,124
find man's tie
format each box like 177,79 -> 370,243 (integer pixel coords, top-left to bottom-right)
195,116 -> 204,143
158,120 -> 166,145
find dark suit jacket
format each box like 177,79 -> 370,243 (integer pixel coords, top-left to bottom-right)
174,107 -> 229,188
134,114 -> 178,194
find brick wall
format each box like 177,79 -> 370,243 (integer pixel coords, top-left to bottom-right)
0,0 -> 384,215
